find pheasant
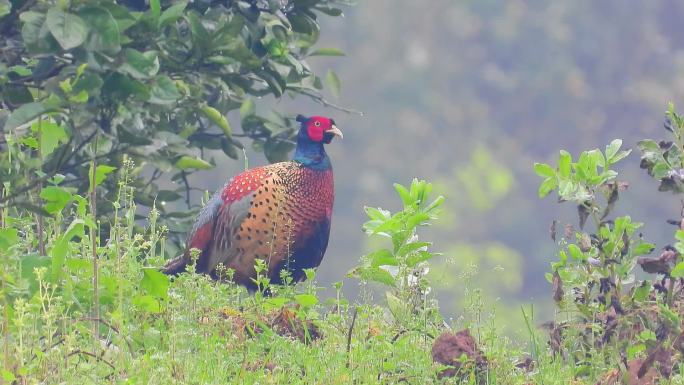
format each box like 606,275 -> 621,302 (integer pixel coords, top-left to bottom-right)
163,115 -> 342,289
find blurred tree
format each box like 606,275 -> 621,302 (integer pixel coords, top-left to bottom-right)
428,146 -> 528,331
311,1 -> 684,320
0,0 -> 351,245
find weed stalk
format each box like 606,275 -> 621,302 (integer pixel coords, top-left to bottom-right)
90,134 -> 99,344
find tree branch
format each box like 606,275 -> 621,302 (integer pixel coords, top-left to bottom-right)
180,171 -> 191,207
298,90 -> 364,115
66,350 -> 115,370
345,306 -> 358,369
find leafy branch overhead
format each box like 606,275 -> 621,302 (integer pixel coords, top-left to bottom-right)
0,0 -> 352,244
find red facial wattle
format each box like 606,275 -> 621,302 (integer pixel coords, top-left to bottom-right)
306,119 -> 325,142
304,116 -> 342,143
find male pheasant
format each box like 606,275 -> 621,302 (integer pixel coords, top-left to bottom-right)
163,115 -> 342,289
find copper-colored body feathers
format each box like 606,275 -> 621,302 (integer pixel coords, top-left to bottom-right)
163,162 -> 334,289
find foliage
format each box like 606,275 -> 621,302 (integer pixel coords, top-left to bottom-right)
4,131 -> 684,383
639,102 -> 684,194
535,108 -> 684,381
0,171 -> 559,384
349,179 -> 444,329
0,0 -> 351,246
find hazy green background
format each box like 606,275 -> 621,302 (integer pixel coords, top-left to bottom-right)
189,0 -> 684,330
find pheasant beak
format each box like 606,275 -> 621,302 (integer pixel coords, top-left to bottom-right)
328,125 -> 343,139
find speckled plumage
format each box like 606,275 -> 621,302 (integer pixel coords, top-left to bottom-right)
163,115 -> 340,289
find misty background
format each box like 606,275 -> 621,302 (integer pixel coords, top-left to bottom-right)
181,0 -> 684,332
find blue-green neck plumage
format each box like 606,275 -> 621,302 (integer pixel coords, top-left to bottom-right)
293,131 -> 331,171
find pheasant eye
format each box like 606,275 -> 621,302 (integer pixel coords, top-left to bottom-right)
314,121 -> 321,127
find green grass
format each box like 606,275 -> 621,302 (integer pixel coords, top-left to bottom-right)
1,171 -> 684,384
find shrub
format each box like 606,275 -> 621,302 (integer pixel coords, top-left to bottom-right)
535,104 -> 684,381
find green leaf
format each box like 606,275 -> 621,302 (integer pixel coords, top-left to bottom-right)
558,179 -> 576,197
534,162 -> 555,178
633,281 -> 651,302
294,294 -> 318,308
567,244 -> 583,260
46,7 -> 89,50
386,291 -> 405,320
366,249 -> 397,267
406,250 -> 434,267
637,139 -> 660,153
651,162 -> 671,179
626,344 -> 646,359
8,65 -> 32,77
65,257 -> 90,273
308,47 -> 345,57
676,230 -> 684,243
671,261 -> 684,278
289,12 -> 319,47
358,266 -> 396,287
89,165 -> 117,188
424,195 -> 445,213
587,149 -> 605,172
0,0 -> 10,18
141,268 -> 169,299
558,150 -> 571,178
406,212 -> 431,230
159,2 -> 187,28
187,11 -> 209,53
68,90 -> 88,104
257,69 -> 284,97
21,136 -> 38,149
240,99 -> 256,119
610,149 -> 631,165
20,11 -> 60,53
1,370 -> 16,382
149,0 -> 161,22
149,76 -> 181,104
175,156 -> 213,170
605,139 -> 622,162
40,186 -> 72,214
638,329 -> 656,342
0,228 -> 18,251
119,49 -> 160,79
4,102 -> 54,131
538,177 -> 557,198
200,105 -> 231,137
397,241 -> 430,258
102,73 -> 149,101
78,6 -> 120,53
393,183 -> 412,207
325,69 -> 341,98
632,242 -> 655,256
132,295 -> 162,313
265,297 -> 288,309
364,206 -> 390,221
50,219 -> 85,281
221,137 -> 239,159
31,120 -> 68,157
